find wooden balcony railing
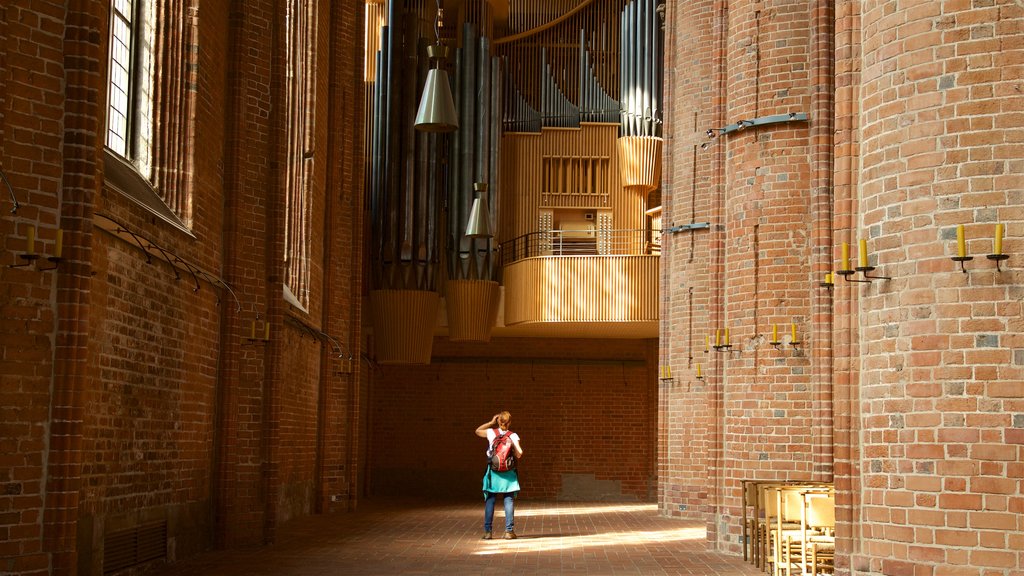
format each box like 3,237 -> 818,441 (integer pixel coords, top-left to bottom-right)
499,229 -> 659,327
499,228 -> 660,267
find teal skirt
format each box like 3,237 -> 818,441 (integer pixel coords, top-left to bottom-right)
482,468 -> 520,496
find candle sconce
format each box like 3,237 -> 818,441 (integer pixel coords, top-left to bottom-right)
711,329 -> 733,352
836,240 -> 891,282
9,226 -> 63,271
658,365 -> 674,382
242,316 -> 271,345
818,272 -> 835,290
950,224 -> 1008,272
988,223 -> 1008,271
768,323 -> 801,350
695,363 -> 704,380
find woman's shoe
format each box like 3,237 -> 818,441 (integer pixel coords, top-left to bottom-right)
481,531 -> 492,540
503,531 -> 517,539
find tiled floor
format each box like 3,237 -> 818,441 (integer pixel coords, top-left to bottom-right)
157,500 -> 763,575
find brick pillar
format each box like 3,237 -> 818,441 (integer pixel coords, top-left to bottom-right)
45,2 -> 105,574
832,1 -> 863,574
658,0 -> 723,528
216,0 -> 276,548
853,1 -> 1024,574
663,0 -> 834,555
317,0 -> 366,513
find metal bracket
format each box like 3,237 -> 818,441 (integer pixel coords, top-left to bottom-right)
664,222 -> 711,234
716,112 -> 808,136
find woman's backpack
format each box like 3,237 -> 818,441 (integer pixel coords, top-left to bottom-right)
489,430 -> 517,472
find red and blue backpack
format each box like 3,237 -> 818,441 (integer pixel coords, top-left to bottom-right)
489,429 -> 517,472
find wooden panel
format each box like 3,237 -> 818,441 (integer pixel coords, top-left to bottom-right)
501,123 -> 644,243
444,279 -> 501,342
370,290 -> 440,364
502,255 -> 658,324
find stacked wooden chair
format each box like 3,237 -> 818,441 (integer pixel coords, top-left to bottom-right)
741,480 -> 835,575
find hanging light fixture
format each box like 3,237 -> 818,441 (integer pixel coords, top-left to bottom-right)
465,182 -> 492,238
414,1 -> 458,132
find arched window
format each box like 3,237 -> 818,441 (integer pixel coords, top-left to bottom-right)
104,0 -> 197,230
283,0 -> 317,310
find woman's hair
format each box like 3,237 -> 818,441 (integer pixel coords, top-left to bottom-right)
497,411 -> 512,431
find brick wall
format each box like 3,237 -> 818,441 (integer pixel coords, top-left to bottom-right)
849,1 -> 1024,574
663,1 -> 1024,575
1,3 -> 67,573
369,337 -> 658,502
0,1 -> 367,573
661,0 -> 827,554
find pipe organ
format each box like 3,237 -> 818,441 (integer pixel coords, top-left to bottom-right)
365,0 -> 665,361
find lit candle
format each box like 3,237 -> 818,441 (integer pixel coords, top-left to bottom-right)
696,363 -> 702,378
772,324 -> 779,343
840,242 -> 850,271
994,223 -> 1004,255
724,327 -> 730,346
858,239 -> 868,268
54,229 -> 63,259
715,329 -> 721,347
956,224 -> 966,258
250,320 -> 256,340
264,321 -> 270,341
791,323 -> 798,343
26,225 -> 35,254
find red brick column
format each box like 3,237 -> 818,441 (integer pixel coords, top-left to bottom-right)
658,0 -> 724,529
832,0 -> 864,574
216,0 -> 276,548
663,0 -> 836,555
317,0 -> 366,513
45,2 -> 105,573
854,1 -> 1024,574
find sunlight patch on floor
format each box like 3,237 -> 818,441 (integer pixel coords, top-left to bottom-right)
515,503 -> 658,517
474,526 -> 705,555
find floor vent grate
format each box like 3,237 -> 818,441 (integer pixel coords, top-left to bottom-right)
103,520 -> 167,574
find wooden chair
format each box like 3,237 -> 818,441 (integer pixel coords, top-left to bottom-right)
776,490 -> 835,576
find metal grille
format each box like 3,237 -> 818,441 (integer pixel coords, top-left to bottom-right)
103,520 -> 167,575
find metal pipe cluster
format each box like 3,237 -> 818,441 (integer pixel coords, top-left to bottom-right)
619,0 -> 663,138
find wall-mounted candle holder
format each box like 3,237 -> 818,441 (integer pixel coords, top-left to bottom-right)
658,365 -> 673,382
695,363 -> 704,380
951,224 -> 973,273
9,226 -> 63,271
949,223 -> 1009,272
712,328 -> 733,352
818,272 -> 834,289
987,223 -> 1008,271
242,316 -> 271,344
768,323 -> 801,349
836,240 -> 891,282
789,323 -> 802,349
